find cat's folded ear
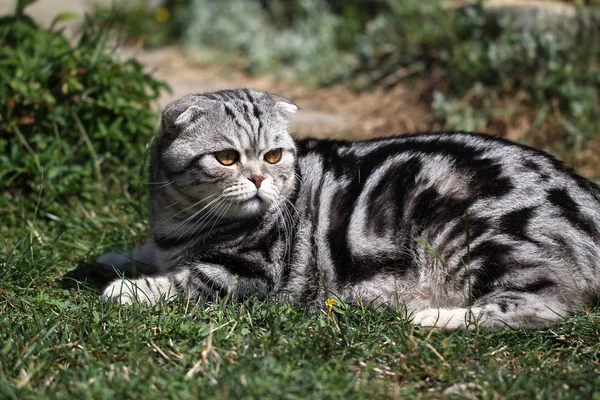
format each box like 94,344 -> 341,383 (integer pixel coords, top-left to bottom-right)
275,100 -> 299,117
267,93 -> 299,118
161,95 -> 208,136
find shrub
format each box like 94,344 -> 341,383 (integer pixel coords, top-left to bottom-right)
356,1 -> 600,149
0,1 -> 169,207
182,0 -> 352,84
93,0 -> 191,48
95,0 -> 361,84
102,0 -> 599,153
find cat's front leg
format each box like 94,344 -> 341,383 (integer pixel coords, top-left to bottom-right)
102,269 -> 191,305
101,259 -> 272,305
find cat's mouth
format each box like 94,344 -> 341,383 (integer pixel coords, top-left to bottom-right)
240,195 -> 263,205
228,192 -> 263,204
227,194 -> 270,218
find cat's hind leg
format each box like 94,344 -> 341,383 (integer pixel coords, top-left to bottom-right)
412,289 -> 575,330
96,240 -> 158,276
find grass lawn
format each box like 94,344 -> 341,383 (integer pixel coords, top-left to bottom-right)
1,138 -> 599,400
2,0 -> 600,397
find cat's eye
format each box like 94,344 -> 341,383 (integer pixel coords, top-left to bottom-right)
264,149 -> 282,164
215,150 -> 239,166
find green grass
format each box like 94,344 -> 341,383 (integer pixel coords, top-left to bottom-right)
1,166 -> 600,399
1,2 -> 599,398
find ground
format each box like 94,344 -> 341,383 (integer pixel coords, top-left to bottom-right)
1,2 -> 600,399
129,45 -> 600,181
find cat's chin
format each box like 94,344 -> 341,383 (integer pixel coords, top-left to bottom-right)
229,197 -> 270,219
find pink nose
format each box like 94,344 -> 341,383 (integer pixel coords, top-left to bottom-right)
249,176 -> 265,188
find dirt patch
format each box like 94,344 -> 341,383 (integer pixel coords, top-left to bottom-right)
124,46 -> 599,181
122,46 -> 437,139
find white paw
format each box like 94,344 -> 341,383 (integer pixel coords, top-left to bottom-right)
102,279 -> 143,305
412,308 -> 470,330
102,276 -> 179,305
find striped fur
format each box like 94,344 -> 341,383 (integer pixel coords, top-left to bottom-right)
100,89 -> 600,330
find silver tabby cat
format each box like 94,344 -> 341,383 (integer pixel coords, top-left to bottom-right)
100,89 -> 600,330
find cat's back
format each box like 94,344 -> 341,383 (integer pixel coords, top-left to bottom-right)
295,132 -> 600,206
290,132 -> 600,305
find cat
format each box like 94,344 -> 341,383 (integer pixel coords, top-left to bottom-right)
99,89 -> 600,330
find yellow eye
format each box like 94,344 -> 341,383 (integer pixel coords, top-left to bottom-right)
215,150 -> 239,166
264,149 -> 282,164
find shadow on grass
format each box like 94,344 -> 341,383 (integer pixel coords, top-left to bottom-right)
61,256 -> 155,293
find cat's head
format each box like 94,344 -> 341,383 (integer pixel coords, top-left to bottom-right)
154,89 -> 298,219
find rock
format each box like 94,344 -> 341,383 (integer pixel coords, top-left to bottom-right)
451,0 -> 592,31
483,0 -> 576,30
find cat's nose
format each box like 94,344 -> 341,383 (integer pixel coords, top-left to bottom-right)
248,175 -> 265,188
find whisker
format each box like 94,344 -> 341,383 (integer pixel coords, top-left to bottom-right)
145,180 -> 176,185
293,172 -> 304,185
207,201 -> 232,238
161,193 -> 219,225
173,200 -> 224,241
186,197 -> 230,238
194,200 -> 229,239
276,204 -> 291,261
145,180 -> 176,189
272,187 -> 296,262
164,195 -> 223,236
163,199 -> 181,209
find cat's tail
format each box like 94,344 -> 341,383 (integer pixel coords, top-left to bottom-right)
96,240 -> 158,276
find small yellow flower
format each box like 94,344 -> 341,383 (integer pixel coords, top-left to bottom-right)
325,298 -> 335,308
154,7 -> 169,23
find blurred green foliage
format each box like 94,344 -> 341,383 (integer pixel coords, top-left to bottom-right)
183,0 -> 351,82
357,1 -> 600,148
0,2 -> 169,205
94,0 -> 191,49
97,0 -> 599,154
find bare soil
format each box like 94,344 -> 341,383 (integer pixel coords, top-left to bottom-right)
125,47 -> 436,139
129,46 -> 600,181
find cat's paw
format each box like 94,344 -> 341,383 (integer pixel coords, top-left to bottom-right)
412,308 -> 470,330
101,276 -> 178,305
101,279 -> 140,305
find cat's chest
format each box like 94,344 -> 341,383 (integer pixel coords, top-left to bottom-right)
184,222 -> 290,275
